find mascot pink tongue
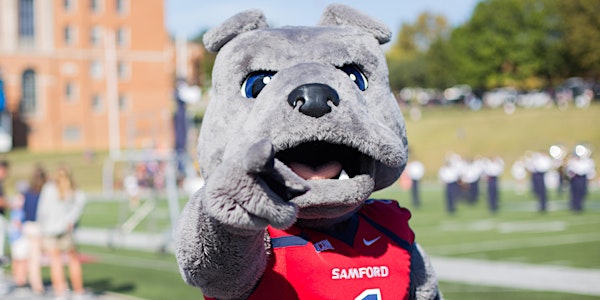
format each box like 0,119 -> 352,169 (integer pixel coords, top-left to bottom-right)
288,161 -> 342,180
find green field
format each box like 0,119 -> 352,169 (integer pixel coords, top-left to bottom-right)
404,103 -> 600,181
3,104 -> 599,299
65,183 -> 600,300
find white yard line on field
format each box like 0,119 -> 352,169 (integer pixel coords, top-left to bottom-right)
432,256 -> 600,296
426,232 -> 600,255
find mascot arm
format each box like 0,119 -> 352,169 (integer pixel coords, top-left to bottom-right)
410,243 -> 443,300
175,139 -> 309,299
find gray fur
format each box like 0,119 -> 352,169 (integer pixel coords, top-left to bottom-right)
203,10 -> 268,52
319,3 -> 392,44
176,4 -> 440,299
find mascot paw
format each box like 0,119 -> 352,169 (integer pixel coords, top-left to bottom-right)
204,139 -> 309,231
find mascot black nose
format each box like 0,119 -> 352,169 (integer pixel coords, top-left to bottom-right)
287,83 -> 340,118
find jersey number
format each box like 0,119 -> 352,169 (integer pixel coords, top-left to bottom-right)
354,288 -> 382,300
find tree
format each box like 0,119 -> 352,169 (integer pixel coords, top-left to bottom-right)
191,29 -> 217,89
447,0 -> 574,89
557,0 -> 600,79
387,12 -> 450,90
390,0 -> 600,90
425,37 -> 458,89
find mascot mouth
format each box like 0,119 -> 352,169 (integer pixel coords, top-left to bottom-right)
276,141 -> 367,180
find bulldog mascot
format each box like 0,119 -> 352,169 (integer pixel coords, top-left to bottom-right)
175,4 -> 441,299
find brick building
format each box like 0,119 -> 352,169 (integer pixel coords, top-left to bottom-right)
0,0 -> 198,153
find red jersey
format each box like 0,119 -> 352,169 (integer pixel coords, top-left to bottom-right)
249,199 -> 414,300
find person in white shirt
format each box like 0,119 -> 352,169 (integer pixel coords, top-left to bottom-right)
527,152 -> 553,212
511,158 -> 527,195
406,160 -> 424,208
483,156 -> 504,213
461,159 -> 483,205
566,145 -> 596,212
37,166 -> 86,298
439,161 -> 460,214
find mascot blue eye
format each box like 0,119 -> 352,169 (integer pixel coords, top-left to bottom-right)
340,65 -> 368,91
241,71 -> 277,98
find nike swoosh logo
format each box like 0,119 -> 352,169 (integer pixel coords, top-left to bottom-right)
363,236 -> 381,246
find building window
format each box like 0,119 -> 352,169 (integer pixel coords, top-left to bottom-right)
18,0 -> 35,39
20,69 -> 36,115
90,60 -> 103,79
118,94 -> 129,111
90,0 -> 102,13
116,27 -> 128,47
64,0 -> 74,11
63,125 -> 82,142
92,94 -> 103,112
91,26 -> 102,46
117,61 -> 129,80
65,82 -> 76,102
116,0 -> 128,14
64,25 -> 75,45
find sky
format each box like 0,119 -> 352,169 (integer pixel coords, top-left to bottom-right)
165,0 -> 481,42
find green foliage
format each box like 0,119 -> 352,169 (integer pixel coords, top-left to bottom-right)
557,0 -> 600,78
191,29 -> 216,88
387,0 -> 599,90
449,0 -> 568,89
387,55 -> 428,90
387,12 -> 451,90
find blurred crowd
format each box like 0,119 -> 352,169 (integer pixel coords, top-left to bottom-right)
0,161 -> 88,299
398,77 -> 600,112
403,144 -> 596,215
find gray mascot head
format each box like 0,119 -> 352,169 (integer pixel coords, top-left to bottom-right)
198,4 -> 408,224
175,5 -> 440,300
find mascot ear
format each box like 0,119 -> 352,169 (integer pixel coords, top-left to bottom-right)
319,4 -> 391,45
203,10 -> 268,52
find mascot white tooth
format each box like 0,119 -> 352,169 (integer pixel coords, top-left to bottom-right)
175,4 -> 441,299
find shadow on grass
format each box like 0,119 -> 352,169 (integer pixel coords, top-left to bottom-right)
85,278 -> 136,295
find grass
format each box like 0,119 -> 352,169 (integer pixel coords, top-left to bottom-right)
58,183 -> 600,300
438,282 -> 600,300
378,183 -> 600,266
404,103 -> 600,180
78,245 -> 201,299
3,149 -> 108,193
2,104 -> 599,299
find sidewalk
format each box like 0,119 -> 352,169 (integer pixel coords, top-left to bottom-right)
432,256 -> 600,296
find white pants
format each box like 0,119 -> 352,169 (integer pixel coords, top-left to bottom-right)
23,221 -> 44,292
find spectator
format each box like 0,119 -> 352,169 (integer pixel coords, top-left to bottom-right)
8,184 -> 28,288
37,166 -> 86,298
22,165 -> 47,294
511,158 -> 527,195
406,160 -> 425,208
123,168 -> 141,209
0,159 -> 9,267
